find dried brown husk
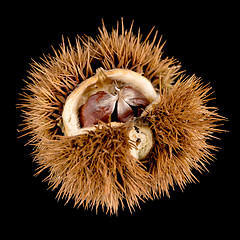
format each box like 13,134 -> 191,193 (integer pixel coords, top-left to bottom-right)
36,123 -> 152,214
142,75 -> 224,197
19,20 -> 224,214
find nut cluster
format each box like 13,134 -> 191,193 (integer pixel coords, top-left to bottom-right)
79,85 -> 150,128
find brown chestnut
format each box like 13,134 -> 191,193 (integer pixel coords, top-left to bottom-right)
79,91 -> 117,128
79,85 -> 150,128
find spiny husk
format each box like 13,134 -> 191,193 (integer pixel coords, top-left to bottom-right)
36,123 -> 152,214
19,20 -> 224,214
143,75 -> 224,197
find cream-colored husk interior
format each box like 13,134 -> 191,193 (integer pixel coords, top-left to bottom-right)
62,68 -> 157,160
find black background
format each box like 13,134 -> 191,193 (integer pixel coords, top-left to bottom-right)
13,1 -> 237,237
